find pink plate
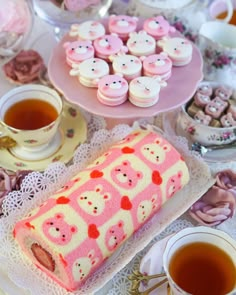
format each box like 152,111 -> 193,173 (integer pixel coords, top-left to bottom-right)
48,19 -> 203,119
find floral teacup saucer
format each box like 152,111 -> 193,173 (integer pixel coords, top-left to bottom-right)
0,102 -> 87,172
139,235 -> 173,295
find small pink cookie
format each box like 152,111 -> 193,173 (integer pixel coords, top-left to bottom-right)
228,104 -> 236,119
111,54 -> 142,82
93,34 -> 127,61
143,16 -> 176,40
97,74 -> 128,106
142,52 -> 172,81
129,76 -> 167,107
127,31 -> 156,57
157,37 -> 193,66
194,110 -> 212,126
69,21 -> 105,41
197,84 -> 213,96
193,91 -> 211,107
63,40 -> 94,67
220,112 -> 236,127
108,15 -> 139,41
69,58 -> 109,88
214,86 -> 232,101
205,97 -> 228,119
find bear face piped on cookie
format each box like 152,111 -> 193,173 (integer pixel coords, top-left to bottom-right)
142,52 -> 172,80
97,74 -> 129,106
108,15 -> 139,41
94,34 -> 128,61
42,213 -> 77,245
143,16 -> 176,40
63,40 -> 94,67
127,31 -> 156,57
111,54 -> 142,82
70,21 -> 105,41
194,110 -> 212,125
220,112 -> 236,127
157,37 -> 193,66
214,86 -> 232,101
70,58 -> 109,87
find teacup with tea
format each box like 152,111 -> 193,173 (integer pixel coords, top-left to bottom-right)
0,84 -> 63,161
163,226 -> 236,295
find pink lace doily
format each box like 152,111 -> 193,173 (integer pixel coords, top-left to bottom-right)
0,124 -> 214,295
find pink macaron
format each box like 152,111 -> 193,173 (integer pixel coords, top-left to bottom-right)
142,52 -> 172,80
108,15 -> 139,41
143,16 -> 176,40
63,40 -> 94,67
97,74 -> 129,106
127,31 -> 156,57
93,34 -> 127,61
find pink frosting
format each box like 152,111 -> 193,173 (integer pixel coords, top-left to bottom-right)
0,0 -> 31,34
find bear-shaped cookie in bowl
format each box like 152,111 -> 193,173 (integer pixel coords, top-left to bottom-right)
177,81 -> 236,146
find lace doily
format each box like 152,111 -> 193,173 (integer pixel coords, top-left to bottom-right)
0,124 -> 214,295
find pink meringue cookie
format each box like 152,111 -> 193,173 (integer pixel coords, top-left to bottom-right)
189,170 -> 236,227
0,0 -> 31,34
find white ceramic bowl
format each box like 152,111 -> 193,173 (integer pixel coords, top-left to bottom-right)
177,81 -> 236,146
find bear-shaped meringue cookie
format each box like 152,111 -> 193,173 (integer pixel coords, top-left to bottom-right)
127,31 -> 156,57
157,37 -> 193,66
108,15 -> 138,41
143,16 -> 176,40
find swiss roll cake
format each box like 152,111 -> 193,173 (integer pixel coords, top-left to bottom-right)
14,129 -> 190,291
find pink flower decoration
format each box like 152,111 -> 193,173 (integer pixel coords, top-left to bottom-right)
189,170 -> 236,226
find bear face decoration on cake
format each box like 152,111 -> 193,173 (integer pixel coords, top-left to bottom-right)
157,37 -> 193,66
97,74 -> 129,106
127,31 -> 156,57
63,40 -> 94,67
69,21 -> 105,41
108,15 -> 139,41
143,16 -> 176,40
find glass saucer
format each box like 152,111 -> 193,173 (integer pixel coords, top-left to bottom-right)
0,102 -> 87,172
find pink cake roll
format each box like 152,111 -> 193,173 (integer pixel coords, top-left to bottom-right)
14,129 -> 190,291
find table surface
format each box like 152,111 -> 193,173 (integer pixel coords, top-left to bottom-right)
1,3 -> 236,295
